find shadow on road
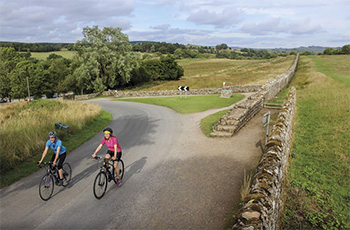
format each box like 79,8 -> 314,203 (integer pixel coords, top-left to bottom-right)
123,157 -> 147,183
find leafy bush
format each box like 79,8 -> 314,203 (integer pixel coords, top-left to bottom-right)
141,55 -> 184,81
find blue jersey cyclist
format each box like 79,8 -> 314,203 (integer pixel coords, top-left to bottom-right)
38,131 -> 67,186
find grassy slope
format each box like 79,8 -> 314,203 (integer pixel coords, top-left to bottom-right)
144,56 -> 296,90
0,109 -> 112,188
284,55 -> 350,229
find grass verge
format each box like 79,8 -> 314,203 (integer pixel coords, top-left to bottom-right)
200,109 -> 229,136
0,110 -> 112,188
284,55 -> 350,229
115,94 -> 245,114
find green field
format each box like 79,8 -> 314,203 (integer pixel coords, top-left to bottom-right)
284,55 -> 350,229
148,55 -> 296,90
115,94 -> 245,114
30,50 -> 76,60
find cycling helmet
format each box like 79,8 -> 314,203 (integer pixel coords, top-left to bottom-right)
103,127 -> 113,134
48,131 -> 57,138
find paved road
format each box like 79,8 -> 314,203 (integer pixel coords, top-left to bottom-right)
1,99 -> 265,229
0,100 -> 183,229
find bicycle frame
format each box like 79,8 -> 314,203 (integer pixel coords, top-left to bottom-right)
96,157 -> 114,177
38,161 -> 72,201
42,162 -> 60,182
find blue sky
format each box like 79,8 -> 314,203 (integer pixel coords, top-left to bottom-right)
0,0 -> 349,48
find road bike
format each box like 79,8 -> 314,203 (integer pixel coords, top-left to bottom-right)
93,156 -> 124,199
38,161 -> 72,201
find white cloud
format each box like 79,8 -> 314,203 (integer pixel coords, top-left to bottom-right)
0,0 -> 134,42
187,8 -> 242,28
0,0 -> 348,47
286,18 -> 324,35
241,17 -> 324,36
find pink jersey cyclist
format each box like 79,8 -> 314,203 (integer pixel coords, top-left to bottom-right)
100,136 -> 122,153
92,127 -> 122,186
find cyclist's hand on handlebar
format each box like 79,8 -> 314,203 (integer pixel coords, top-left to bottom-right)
112,156 -> 116,161
37,161 -> 42,167
92,153 -> 97,158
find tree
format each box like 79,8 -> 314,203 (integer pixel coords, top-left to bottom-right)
160,55 -> 184,80
0,47 -> 22,99
216,43 -> 228,50
10,60 -> 52,99
141,55 -> 184,81
301,51 -> 312,56
323,47 -> 336,55
341,44 -> 350,54
46,57 -> 71,95
73,26 -> 140,93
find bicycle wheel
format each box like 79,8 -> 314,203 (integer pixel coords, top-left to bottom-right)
39,174 -> 54,201
62,162 -> 72,187
93,172 -> 108,199
112,160 -> 124,181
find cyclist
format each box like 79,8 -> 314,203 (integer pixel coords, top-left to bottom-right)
92,127 -> 122,186
38,131 -> 67,186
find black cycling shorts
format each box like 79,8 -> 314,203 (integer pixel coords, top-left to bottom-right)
51,152 -> 66,169
106,150 -> 122,162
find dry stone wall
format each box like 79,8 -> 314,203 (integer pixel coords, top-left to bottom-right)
210,54 -> 299,138
68,92 -> 101,100
101,85 -> 262,98
232,86 -> 296,230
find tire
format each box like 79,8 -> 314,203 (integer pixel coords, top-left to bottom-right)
112,160 -> 124,182
61,162 -> 72,187
39,174 -> 54,201
93,172 -> 107,199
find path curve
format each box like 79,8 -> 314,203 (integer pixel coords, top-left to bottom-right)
0,98 -> 268,229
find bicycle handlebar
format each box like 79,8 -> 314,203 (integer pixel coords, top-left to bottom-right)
93,156 -> 118,162
37,161 -> 57,169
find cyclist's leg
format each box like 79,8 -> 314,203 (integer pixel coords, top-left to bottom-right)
105,150 -> 113,168
57,152 -> 66,180
114,152 -> 122,179
50,153 -> 57,175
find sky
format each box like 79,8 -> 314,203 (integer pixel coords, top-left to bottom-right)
0,0 -> 349,48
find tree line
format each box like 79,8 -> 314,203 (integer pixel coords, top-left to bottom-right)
323,45 -> 350,55
0,42 -> 74,52
1,25 -> 348,100
0,26 -> 184,100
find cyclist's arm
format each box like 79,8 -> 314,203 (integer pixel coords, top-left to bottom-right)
92,144 -> 103,158
52,146 -> 61,166
112,144 -> 117,160
39,146 -> 49,164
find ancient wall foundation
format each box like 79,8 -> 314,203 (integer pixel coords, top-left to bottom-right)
232,87 -> 297,230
